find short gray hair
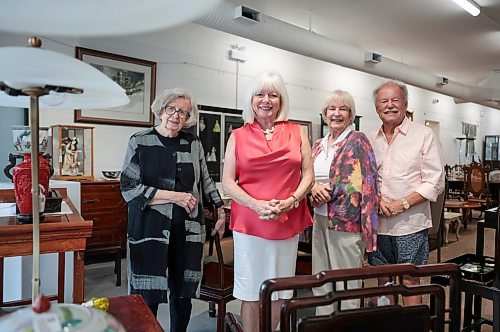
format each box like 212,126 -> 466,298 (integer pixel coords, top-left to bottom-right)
372,80 -> 408,107
321,90 -> 357,125
242,71 -> 289,124
150,88 -> 198,128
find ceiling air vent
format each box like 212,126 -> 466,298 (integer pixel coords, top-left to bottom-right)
234,6 -> 261,23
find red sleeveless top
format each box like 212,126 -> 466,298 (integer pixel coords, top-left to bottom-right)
230,121 -> 313,240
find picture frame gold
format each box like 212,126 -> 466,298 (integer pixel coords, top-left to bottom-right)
74,47 -> 156,127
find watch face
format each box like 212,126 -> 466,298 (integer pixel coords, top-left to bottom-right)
293,200 -> 299,208
402,200 -> 410,209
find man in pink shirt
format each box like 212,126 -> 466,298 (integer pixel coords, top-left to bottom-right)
368,80 -> 445,305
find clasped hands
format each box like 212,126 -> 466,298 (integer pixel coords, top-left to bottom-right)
378,198 -> 404,217
176,192 -> 226,238
255,197 -> 295,221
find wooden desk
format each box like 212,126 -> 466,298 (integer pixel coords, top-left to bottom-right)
0,188 -> 92,305
445,199 -> 481,229
108,294 -> 163,331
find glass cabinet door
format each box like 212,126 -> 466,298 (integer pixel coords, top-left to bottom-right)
185,108 -> 243,182
484,135 -> 499,161
198,112 -> 221,181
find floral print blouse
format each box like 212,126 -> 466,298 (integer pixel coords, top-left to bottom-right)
312,130 -> 379,252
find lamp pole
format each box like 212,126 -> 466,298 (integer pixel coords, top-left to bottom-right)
23,87 -> 48,301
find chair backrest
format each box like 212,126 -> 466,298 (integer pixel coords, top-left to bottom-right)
464,162 -> 490,199
259,263 -> 461,332
298,304 -> 431,332
201,203 -> 233,291
429,184 -> 447,262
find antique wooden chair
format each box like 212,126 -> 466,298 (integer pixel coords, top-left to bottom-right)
463,162 -> 496,215
260,263 -> 461,332
429,187 -> 446,262
445,164 -> 466,200
200,203 -> 235,332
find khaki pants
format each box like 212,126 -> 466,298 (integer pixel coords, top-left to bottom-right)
312,213 -> 366,315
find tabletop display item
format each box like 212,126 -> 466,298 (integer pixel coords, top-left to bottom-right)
51,125 -> 94,181
0,296 -> 125,332
102,170 -> 121,179
447,253 -> 496,282
3,126 -> 52,223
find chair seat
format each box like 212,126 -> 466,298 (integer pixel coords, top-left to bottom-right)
201,262 -> 234,291
444,212 -> 462,219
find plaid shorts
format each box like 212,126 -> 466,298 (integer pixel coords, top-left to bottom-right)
368,229 -> 429,266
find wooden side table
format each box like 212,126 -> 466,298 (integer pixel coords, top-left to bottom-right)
0,188 -> 92,305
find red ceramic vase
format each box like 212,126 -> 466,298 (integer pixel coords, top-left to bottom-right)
12,153 -> 51,222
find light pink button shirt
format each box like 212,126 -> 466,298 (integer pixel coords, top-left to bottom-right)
369,116 -> 445,236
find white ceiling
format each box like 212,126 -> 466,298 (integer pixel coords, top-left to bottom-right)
230,0 -> 500,87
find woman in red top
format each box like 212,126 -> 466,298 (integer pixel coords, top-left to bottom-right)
222,71 -> 314,331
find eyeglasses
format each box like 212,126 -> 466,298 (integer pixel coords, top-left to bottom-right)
327,106 -> 350,113
162,105 -> 191,119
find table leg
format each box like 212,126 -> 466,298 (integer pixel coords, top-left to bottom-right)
462,208 -> 469,229
73,250 -> 85,303
444,219 -> 450,245
463,293 -> 473,329
476,222 -> 485,257
494,292 -> 500,332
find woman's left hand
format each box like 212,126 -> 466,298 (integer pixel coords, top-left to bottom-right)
211,207 -> 226,238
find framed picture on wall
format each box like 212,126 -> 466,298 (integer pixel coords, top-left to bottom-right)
74,47 -> 156,127
290,119 -> 313,144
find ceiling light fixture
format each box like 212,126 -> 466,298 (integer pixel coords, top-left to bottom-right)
449,0 -> 480,17
0,37 -> 128,301
0,0 -> 223,36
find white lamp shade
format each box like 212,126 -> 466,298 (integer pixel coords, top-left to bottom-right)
0,46 -> 129,109
0,0 -> 223,37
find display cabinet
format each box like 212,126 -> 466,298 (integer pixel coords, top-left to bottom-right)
484,135 -> 500,169
186,105 -> 243,181
51,124 -> 94,180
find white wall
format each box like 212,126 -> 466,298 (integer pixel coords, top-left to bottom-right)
1,23 -> 499,174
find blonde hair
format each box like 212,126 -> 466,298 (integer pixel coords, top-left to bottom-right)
242,71 -> 289,124
321,90 -> 356,124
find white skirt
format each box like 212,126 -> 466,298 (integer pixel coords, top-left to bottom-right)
233,231 -> 299,301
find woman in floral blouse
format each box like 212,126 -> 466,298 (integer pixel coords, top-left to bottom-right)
310,90 -> 378,314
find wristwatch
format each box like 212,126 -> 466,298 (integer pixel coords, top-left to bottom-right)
400,197 -> 410,210
291,194 -> 300,208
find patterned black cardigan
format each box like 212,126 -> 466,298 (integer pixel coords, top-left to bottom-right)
120,128 -> 223,305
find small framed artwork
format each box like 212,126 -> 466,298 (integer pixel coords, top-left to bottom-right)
74,47 -> 156,127
290,119 -> 313,144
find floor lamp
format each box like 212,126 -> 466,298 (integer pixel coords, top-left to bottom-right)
0,37 -> 129,301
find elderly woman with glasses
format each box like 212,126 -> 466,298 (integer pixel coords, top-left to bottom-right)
120,88 -> 225,332
310,90 -> 378,314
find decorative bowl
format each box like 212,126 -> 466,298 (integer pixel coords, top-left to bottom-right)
0,303 -> 125,332
102,170 -> 121,179
12,125 -> 50,154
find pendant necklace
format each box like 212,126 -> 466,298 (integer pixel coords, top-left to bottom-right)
262,126 -> 275,141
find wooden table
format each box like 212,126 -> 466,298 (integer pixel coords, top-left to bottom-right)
108,294 -> 163,331
0,188 -> 92,305
444,199 -> 481,229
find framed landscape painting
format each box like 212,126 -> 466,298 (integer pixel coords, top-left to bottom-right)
74,47 -> 156,127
